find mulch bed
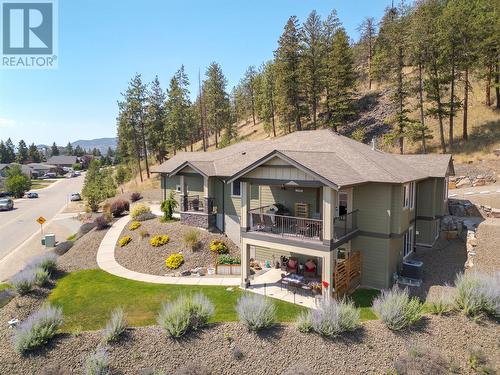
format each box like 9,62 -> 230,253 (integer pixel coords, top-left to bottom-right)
115,218 -> 240,276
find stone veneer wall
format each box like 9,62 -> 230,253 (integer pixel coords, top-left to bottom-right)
180,212 -> 216,231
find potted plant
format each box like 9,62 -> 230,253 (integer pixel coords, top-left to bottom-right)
309,281 -> 322,295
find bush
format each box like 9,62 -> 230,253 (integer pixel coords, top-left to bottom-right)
161,191 -> 178,221
130,203 -> 151,220
110,199 -> 130,217
150,235 -> 170,247
85,347 -> 110,375
157,293 -> 214,338
183,229 -> 199,251
454,272 -> 500,318
34,268 -> 50,287
139,230 -> 150,239
173,363 -> 210,375
102,308 -> 127,343
135,212 -> 156,222
394,346 -> 450,375
129,221 -> 141,231
10,269 -> 36,295
303,299 -> 361,337
217,254 -> 241,265
165,253 -> 184,269
236,294 -> 276,331
54,241 -> 73,256
118,236 -> 132,247
210,239 -> 228,254
372,286 -> 423,330
427,290 -> 454,316
13,305 -> 63,353
79,222 -> 96,236
31,253 -> 58,275
130,192 -> 142,202
94,215 -> 110,230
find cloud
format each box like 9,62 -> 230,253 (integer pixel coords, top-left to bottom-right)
0,117 -> 16,128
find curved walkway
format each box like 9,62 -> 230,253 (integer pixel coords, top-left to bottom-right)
96,215 -> 240,286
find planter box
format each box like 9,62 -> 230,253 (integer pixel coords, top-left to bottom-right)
216,264 -> 241,275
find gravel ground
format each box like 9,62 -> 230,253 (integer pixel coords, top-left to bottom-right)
0,311 -> 498,375
115,219 -> 240,275
112,188 -> 162,205
410,237 -> 467,300
470,219 -> 500,275
454,160 -> 500,179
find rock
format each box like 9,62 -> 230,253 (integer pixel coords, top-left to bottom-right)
491,208 -> 500,218
181,270 -> 191,276
456,177 -> 472,188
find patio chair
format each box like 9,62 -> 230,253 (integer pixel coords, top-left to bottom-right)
303,259 -> 317,278
251,213 -> 265,231
286,257 -> 298,273
262,214 -> 276,233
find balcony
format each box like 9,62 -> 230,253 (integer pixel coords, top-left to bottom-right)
247,206 -> 358,244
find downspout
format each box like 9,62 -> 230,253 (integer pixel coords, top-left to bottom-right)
413,182 -> 418,252
217,177 -> 225,233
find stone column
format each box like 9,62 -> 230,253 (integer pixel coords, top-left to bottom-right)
240,181 -> 250,231
241,242 -> 251,288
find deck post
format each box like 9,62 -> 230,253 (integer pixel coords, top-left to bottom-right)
240,181 -> 250,231
322,186 -> 337,247
241,242 -> 251,287
179,175 -> 187,211
322,250 -> 334,298
203,176 -> 209,213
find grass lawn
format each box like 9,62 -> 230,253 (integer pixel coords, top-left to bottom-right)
350,288 -> 380,320
0,283 -> 10,292
48,269 -> 307,332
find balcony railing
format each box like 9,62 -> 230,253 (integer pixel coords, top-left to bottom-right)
248,206 -> 359,242
182,195 -> 215,213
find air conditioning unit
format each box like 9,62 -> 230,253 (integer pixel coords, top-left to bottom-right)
402,259 -> 423,280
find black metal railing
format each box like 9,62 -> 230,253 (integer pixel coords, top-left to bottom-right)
186,195 -> 204,212
333,209 -> 359,239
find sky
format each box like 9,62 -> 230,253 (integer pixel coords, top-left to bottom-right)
0,0 -> 389,146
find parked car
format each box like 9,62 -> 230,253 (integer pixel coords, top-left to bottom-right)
0,191 -> 11,198
26,192 -> 39,198
74,171 -> 81,176
0,198 -> 14,211
44,172 -> 57,178
70,193 -> 81,201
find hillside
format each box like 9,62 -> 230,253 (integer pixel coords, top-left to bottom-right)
71,137 -> 117,153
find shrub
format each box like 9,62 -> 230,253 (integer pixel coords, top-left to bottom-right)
130,192 -> 142,202
173,363 -> 210,375
394,346 -> 450,375
308,299 -> 361,337
210,239 -> 228,254
54,241 -> 73,256
467,348 -> 494,374
136,212 -> 156,221
118,236 -> 132,247
102,308 -> 127,343
427,290 -> 454,316
129,221 -> 141,231
130,203 -> 152,220
139,230 -> 150,239
232,346 -> 244,360
157,293 -> 214,338
31,253 -> 58,275
236,294 -> 276,331
217,254 -> 241,265
85,347 -> 110,375
296,311 -> 313,333
183,229 -> 199,251
34,268 -> 50,287
454,272 -> 500,318
13,305 -> 63,353
372,286 -> 423,330
110,199 -> 130,217
165,253 -> 184,269
94,215 -> 110,230
10,269 -> 36,295
150,235 -> 170,247
161,191 -> 178,221
79,222 -> 96,236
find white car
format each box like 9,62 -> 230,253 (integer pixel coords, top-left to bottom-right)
70,193 -> 81,201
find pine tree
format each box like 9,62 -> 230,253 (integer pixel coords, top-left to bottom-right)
356,17 -> 377,90
204,62 -> 231,147
300,10 -> 324,129
0,141 -> 7,163
28,143 -> 41,163
275,16 -> 306,132
16,140 -> 29,163
74,145 -> 85,157
50,142 -> 59,156
255,61 -> 278,137
242,66 -> 258,126
65,142 -> 74,156
146,76 -> 167,162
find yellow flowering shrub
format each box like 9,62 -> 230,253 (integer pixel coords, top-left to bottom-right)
129,221 -> 141,231
165,253 -> 184,269
210,239 -> 228,254
118,235 -> 132,247
150,235 -> 170,247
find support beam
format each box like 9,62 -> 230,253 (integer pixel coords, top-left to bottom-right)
241,242 -> 251,287
322,186 -> 337,245
240,181 -> 250,231
322,250 -> 335,298
179,175 -> 187,211
203,176 -> 209,213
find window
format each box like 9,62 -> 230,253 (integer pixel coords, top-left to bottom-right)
403,182 -> 416,209
231,181 -> 241,197
443,177 -> 449,202
403,226 -> 414,258
175,185 -> 181,193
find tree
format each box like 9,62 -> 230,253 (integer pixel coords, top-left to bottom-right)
50,142 -> 59,156
81,160 -> 115,212
242,65 -> 258,126
146,76 -> 167,162
5,165 -> 31,198
114,164 -> 130,193
356,17 -> 377,90
65,142 -> 74,156
74,145 -> 85,157
5,138 -> 15,162
255,61 -> 278,137
27,143 -> 41,163
300,10 -> 324,129
16,140 -> 29,164
324,27 -> 356,132
204,62 -> 231,147
275,16 -> 306,132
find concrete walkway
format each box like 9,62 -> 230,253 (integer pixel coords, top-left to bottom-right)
96,215 -> 240,286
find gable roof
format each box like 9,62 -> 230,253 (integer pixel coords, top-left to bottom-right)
154,129 -> 453,187
46,155 -> 78,165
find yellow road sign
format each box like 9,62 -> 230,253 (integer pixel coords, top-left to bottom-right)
37,216 -> 46,225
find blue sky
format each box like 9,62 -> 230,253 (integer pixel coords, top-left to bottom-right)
0,0 -> 388,146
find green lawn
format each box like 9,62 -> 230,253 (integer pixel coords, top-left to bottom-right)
350,288 -> 380,320
0,283 -> 10,292
48,270 -> 306,332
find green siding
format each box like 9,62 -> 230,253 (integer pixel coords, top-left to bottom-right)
416,219 -> 438,245
434,177 -> 446,215
258,185 -> 320,216
416,178 -> 435,217
162,174 -> 204,213
353,183 -> 391,234
352,236 -> 392,289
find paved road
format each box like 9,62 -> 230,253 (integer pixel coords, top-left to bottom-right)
0,175 -> 84,261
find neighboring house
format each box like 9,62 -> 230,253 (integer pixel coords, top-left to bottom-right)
0,163 -> 34,179
46,155 -> 78,168
26,163 -> 57,177
154,130 -> 453,293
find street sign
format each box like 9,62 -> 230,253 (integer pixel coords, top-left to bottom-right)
37,216 -> 46,225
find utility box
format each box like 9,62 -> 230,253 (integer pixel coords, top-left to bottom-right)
44,234 -> 56,248
402,259 -> 423,280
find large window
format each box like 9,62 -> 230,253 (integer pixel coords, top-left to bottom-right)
231,181 -> 241,197
403,181 -> 416,209
403,226 -> 414,258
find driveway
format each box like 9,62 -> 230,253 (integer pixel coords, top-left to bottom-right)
0,175 -> 84,261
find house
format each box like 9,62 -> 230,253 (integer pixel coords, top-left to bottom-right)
154,130 -> 453,294
46,155 -> 78,168
26,163 -> 57,178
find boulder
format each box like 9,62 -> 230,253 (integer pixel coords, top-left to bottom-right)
456,177 -> 472,188
491,208 -> 500,218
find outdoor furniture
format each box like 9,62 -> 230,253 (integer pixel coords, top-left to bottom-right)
286,257 -> 298,273
303,259 -> 317,278
262,214 -> 276,232
251,213 -> 265,231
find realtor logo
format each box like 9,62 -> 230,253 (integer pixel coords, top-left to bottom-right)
1,0 -> 58,68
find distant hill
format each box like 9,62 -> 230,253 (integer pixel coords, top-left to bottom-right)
71,138 -> 117,153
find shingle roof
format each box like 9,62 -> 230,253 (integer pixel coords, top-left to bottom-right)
153,129 -> 453,187
46,155 -> 78,165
